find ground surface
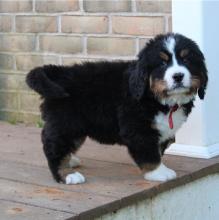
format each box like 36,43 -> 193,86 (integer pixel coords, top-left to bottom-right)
0,122 -> 218,220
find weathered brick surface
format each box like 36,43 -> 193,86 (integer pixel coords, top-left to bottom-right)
0,0 -> 32,12
39,35 -> 82,53
36,0 -> 79,12
87,37 -> 135,56
62,57 -> 102,65
0,0 -> 171,124
16,16 -> 57,33
0,92 -> 18,110
62,57 -> 82,65
136,0 -> 171,13
16,55 -> 59,71
0,74 -> 26,90
0,16 -> 12,32
0,54 -> 14,70
0,111 -> 41,124
62,16 -> 108,34
168,16 -> 172,31
0,34 -> 35,52
84,0 -> 132,12
20,93 -> 41,112
112,16 -> 165,36
139,38 -> 150,51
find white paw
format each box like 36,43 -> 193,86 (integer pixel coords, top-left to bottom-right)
69,154 -> 81,168
65,172 -> 86,184
144,163 -> 176,182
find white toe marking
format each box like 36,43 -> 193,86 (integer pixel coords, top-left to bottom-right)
69,154 -> 81,168
144,163 -> 176,182
65,172 -> 86,184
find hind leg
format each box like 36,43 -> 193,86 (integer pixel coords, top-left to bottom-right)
64,137 -> 87,184
67,154 -> 81,168
60,137 -> 86,169
68,137 -> 86,168
42,124 -> 86,184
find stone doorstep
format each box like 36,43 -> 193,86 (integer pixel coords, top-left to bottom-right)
70,164 -> 219,220
0,121 -> 218,220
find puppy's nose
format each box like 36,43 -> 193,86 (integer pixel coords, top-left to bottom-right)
173,73 -> 184,83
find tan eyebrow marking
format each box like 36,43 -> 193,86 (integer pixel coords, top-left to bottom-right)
180,49 -> 189,58
159,51 -> 169,61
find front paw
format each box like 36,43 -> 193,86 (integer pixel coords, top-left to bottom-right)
65,172 -> 86,184
144,163 -> 176,182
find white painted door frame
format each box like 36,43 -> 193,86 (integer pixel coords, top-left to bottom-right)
166,0 -> 219,158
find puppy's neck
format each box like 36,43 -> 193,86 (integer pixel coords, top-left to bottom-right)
159,94 -> 195,107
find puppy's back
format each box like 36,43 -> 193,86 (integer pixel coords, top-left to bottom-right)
26,61 -> 131,100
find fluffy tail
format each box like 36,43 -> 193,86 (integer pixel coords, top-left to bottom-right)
26,66 -> 69,98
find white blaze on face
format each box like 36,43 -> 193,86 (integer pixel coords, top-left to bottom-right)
164,37 -> 191,91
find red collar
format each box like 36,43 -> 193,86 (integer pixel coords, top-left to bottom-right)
168,104 -> 179,129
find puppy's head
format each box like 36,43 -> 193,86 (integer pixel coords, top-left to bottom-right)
129,33 -> 208,104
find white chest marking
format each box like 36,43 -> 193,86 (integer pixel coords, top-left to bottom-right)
154,108 -> 187,143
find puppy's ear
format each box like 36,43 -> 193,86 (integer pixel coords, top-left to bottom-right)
198,86 -> 206,100
129,62 -> 148,100
198,65 -> 208,100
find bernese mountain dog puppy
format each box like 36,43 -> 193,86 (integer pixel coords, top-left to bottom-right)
26,33 -> 208,184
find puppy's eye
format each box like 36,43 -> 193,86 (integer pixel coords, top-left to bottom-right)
159,52 -> 169,62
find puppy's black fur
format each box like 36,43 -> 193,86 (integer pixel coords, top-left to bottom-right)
26,33 -> 208,182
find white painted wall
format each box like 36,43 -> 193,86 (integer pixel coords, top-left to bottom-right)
97,174 -> 219,220
167,0 -> 219,158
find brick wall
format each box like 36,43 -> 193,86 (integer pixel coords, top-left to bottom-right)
0,0 -> 171,124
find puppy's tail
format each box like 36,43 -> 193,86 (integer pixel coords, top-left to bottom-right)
26,66 -> 69,98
